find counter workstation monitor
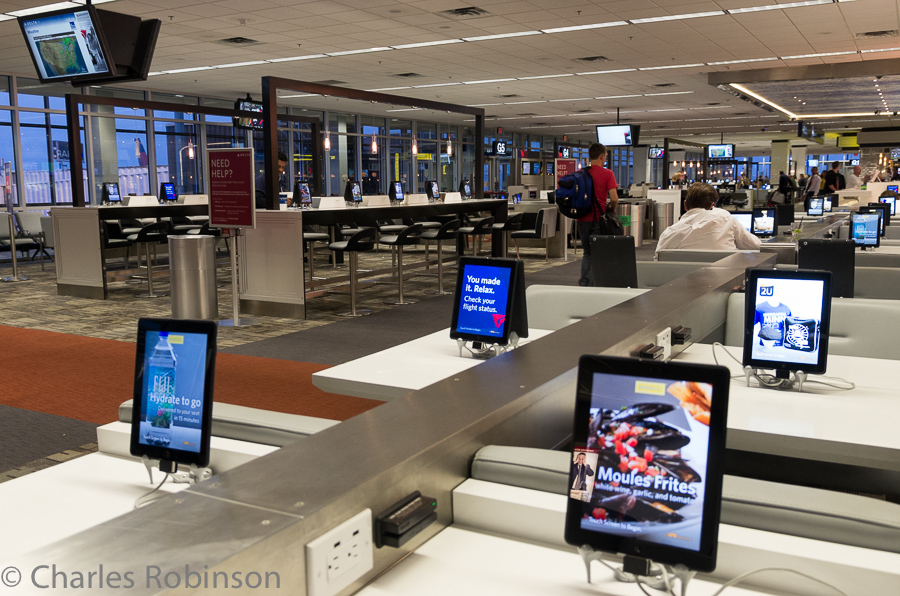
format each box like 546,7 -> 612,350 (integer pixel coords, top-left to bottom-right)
459,180 -> 473,199
344,180 -> 363,204
389,181 -> 404,203
102,182 -> 121,204
879,194 -> 896,215
295,182 -> 312,207
849,211 -> 882,248
808,197 -> 824,217
450,257 -> 527,352
751,208 -> 776,237
731,211 -> 752,232
864,202 -> 891,229
159,182 -> 177,203
797,239 -> 855,299
426,181 -> 440,201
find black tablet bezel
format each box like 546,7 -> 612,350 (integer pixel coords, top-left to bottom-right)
849,211 -> 881,247
751,207 -> 776,237
742,268 -> 832,374
130,318 -> 217,467
449,257 -> 519,346
564,355 -> 730,572
807,197 -> 824,217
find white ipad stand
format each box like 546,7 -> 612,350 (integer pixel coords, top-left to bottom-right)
577,546 -> 695,596
743,366 -> 808,392
141,455 -> 213,486
456,332 -> 520,359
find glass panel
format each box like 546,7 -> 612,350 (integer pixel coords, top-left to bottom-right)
251,129 -> 291,193
16,78 -> 72,109
154,121 -> 199,195
293,127 -> 317,193
90,116 -> 151,199
328,135 -> 357,196
19,125 -> 52,204
461,127 -> 476,192
417,122 -> 437,140
440,139 -> 456,195
90,87 -> 146,117
416,141 -> 438,193
0,116 -> 17,207
0,76 -> 9,106
328,113 -> 356,135
389,119 -> 411,137
388,137 -> 411,195
361,135 -> 384,194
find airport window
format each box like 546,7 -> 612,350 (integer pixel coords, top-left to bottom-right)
154,120 -> 200,195
389,119 -> 412,138
0,77 -> 9,106
416,140 -> 438,193
388,137 -> 412,196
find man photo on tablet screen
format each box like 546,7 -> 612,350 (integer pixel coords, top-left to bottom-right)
571,452 -> 595,492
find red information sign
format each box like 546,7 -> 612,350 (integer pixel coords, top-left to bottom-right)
555,158 -> 577,182
208,147 -> 256,229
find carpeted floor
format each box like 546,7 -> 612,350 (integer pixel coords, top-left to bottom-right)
0,325 -> 379,425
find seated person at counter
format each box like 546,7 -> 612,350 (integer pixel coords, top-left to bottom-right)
254,151 -> 288,209
655,182 -> 761,256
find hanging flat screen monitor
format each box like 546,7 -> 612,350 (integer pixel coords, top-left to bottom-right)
19,6 -> 115,83
459,180 -> 472,198
532,162 -> 542,176
450,257 -> 527,346
707,144 -> 734,160
522,162 -> 531,176
344,180 -> 362,203
731,211 -> 752,232
879,195 -> 896,216
102,182 -> 121,204
849,211 -> 881,248
389,181 -> 404,202
888,185 -> 899,193
742,268 -> 832,374
595,124 -> 638,147
565,355 -> 729,572
159,182 -> 177,203
233,99 -> 263,130
808,197 -> 824,217
130,318 -> 217,468
798,239 -> 855,299
751,208 -> 776,237
426,180 -> 440,200
649,147 -> 665,159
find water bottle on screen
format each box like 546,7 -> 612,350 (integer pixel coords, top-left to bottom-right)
147,332 -> 177,446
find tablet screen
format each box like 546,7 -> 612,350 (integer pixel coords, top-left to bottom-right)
851,211 -> 881,246
751,208 -> 776,236
565,356 -> 729,572
449,257 -> 526,346
808,197 -> 823,216
732,212 -> 751,232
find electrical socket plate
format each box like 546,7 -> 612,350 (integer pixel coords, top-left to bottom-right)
656,327 -> 672,361
306,509 -> 374,596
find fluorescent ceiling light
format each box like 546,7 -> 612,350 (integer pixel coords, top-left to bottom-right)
391,39 -> 464,50
385,108 -> 422,112
412,82 -> 462,88
644,91 -> 694,96
462,31 -> 541,42
9,2 -> 79,16
504,100 -> 547,105
860,47 -> 900,54
596,95 -> 641,99
781,51 -> 857,59
517,74 -> 574,80
268,54 -> 328,62
727,0 -> 833,14
639,63 -> 704,70
707,57 -> 778,65
0,15 -> 15,21
541,21 -> 628,34
730,83 -> 798,118
161,66 -> 216,74
466,103 -> 504,107
277,94 -> 316,99
549,97 -> 594,102
462,78 -> 516,85
576,69 -> 637,75
215,61 -> 267,69
690,106 -> 730,109
326,47 -> 391,56
630,11 -> 725,24
647,108 -> 686,112
367,86 -> 412,91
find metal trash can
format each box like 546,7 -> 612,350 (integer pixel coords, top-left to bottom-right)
653,202 -> 675,239
170,235 -> 218,319
616,202 -> 645,247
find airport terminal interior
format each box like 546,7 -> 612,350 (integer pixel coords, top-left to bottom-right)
2,0 -> 900,595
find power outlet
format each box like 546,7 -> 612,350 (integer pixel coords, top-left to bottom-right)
656,327 -> 672,361
306,509 -> 374,596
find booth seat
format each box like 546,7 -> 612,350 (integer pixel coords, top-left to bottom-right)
774,264 -> 900,300
635,261 -> 706,288
470,445 -> 900,555
118,399 -> 339,447
525,285 -> 648,331
723,292 -> 900,360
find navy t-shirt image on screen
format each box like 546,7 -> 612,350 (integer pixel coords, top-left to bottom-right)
139,330 -> 208,453
455,263 -> 511,340
750,278 -> 824,366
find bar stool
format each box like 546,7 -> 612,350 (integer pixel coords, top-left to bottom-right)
127,221 -> 171,298
303,225 -> 330,279
101,220 -> 133,268
492,212 -> 524,258
327,228 -> 376,317
378,222 -> 422,305
419,219 -> 460,295
458,216 -> 495,256
510,208 -> 550,260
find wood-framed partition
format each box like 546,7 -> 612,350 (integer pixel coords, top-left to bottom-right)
259,77 -> 486,210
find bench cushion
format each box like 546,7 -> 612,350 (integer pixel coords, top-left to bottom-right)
524,284 -> 648,331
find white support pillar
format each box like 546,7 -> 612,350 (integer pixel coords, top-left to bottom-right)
792,145 -> 808,176
771,140 -> 790,179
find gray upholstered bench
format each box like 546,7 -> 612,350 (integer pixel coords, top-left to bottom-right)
119,399 -> 339,447
471,445 -> 900,554
525,284 -> 648,330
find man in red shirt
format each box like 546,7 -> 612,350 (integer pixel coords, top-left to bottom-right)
578,143 -> 619,286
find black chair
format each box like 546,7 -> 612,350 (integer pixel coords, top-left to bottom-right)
169,215 -> 203,233
510,208 -> 551,260
303,225 -> 331,279
492,212 -> 524,258
327,227 -> 377,317
100,220 -> 133,268
458,216 -> 495,256
419,219 -> 461,295
378,223 -> 423,305
127,221 -> 171,298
